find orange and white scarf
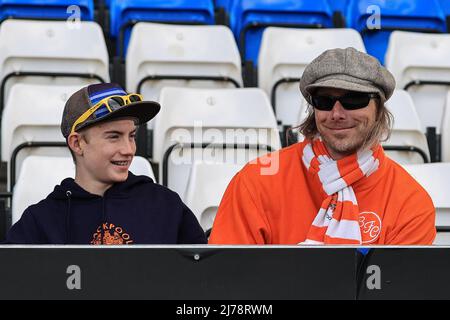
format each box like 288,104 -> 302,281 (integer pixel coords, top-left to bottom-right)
301,138 -> 383,244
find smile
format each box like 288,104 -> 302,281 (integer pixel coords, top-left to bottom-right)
111,161 -> 130,166
326,126 -> 355,131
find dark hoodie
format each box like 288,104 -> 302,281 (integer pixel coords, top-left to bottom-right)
4,172 -> 207,244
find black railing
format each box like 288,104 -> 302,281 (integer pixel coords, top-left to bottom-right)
0,71 -> 106,120
10,141 -> 67,191
383,145 -> 429,163
162,142 -> 274,186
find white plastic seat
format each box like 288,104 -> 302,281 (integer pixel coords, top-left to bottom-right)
385,31 -> 450,135
402,162 -> 450,245
154,87 -> 281,197
384,90 -> 430,164
441,91 -> 450,162
184,160 -> 243,231
12,155 -> 156,224
1,83 -> 83,187
0,19 -> 110,107
126,22 -> 243,104
258,27 -> 366,126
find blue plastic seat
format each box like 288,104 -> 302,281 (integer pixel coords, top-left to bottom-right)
327,0 -> 348,13
229,0 -> 334,65
0,0 -> 93,22
347,0 -> 446,64
110,0 -> 215,57
215,0 -> 231,10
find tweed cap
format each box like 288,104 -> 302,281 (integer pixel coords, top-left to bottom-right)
61,83 -> 160,138
299,47 -> 396,104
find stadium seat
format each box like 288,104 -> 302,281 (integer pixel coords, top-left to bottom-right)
109,0 -> 215,57
402,162 -> 450,245
1,83 -> 81,189
0,0 -> 94,22
442,91 -> 450,162
0,20 -> 109,114
347,0 -> 446,64
383,90 -> 430,164
214,0 -> 230,10
385,30 -> 450,161
229,0 -> 334,65
11,155 -> 155,224
328,0 -> 348,14
258,27 -> 365,127
154,87 -> 281,198
126,23 -> 242,102
126,22 -> 243,156
184,160 -> 242,232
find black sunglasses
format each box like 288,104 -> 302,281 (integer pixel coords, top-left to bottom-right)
311,92 -> 379,111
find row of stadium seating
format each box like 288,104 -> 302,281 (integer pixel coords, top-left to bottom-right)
0,19 -> 449,163
4,83 -> 450,244
0,2 -> 449,244
0,0 -> 450,64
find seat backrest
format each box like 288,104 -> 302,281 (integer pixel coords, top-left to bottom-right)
0,19 -> 109,105
229,0 -> 334,63
347,0 -> 446,64
386,31 -> 450,133
442,91 -> 450,162
258,27 -> 365,126
12,155 -> 156,224
0,0 -> 94,21
1,83 -> 82,182
129,156 -> 156,181
402,162 -> 450,244
110,0 -> 215,56
126,22 -> 242,102
155,87 -> 281,192
384,89 -> 430,164
154,87 -> 281,163
184,160 -> 243,231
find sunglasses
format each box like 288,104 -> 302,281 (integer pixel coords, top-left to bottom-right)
71,93 -> 143,134
311,92 -> 378,111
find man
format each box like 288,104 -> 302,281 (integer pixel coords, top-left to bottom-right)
5,83 -> 207,244
209,47 -> 436,245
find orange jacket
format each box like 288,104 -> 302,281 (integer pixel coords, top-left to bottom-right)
209,142 -> 436,245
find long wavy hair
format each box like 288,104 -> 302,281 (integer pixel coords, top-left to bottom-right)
294,99 -> 394,151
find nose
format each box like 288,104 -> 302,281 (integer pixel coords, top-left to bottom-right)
120,137 -> 136,156
329,100 -> 347,120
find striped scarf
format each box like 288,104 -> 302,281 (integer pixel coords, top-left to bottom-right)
301,138 -> 383,244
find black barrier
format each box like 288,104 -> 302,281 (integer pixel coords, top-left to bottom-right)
0,246 -> 356,300
1,246 -> 448,300
358,248 -> 450,300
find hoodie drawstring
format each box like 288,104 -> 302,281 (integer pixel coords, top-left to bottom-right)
65,190 -> 72,244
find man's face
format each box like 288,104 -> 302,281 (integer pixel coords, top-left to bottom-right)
313,88 -> 378,159
77,119 -> 137,185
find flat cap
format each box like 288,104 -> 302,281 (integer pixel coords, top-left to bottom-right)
299,47 -> 396,104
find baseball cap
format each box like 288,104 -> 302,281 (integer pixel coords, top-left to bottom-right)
61,83 -> 160,138
299,47 -> 396,104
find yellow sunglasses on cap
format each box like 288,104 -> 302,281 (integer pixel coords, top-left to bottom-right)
70,93 -> 143,134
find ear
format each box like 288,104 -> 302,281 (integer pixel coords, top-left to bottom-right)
67,133 -> 85,156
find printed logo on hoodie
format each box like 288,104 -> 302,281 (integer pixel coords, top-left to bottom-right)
91,222 -> 134,245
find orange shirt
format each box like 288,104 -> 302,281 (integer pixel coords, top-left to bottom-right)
209,141 -> 436,245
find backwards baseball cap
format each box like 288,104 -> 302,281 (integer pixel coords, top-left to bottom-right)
61,83 -> 160,138
299,47 -> 396,104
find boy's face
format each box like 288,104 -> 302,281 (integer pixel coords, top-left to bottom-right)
77,119 -> 137,185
